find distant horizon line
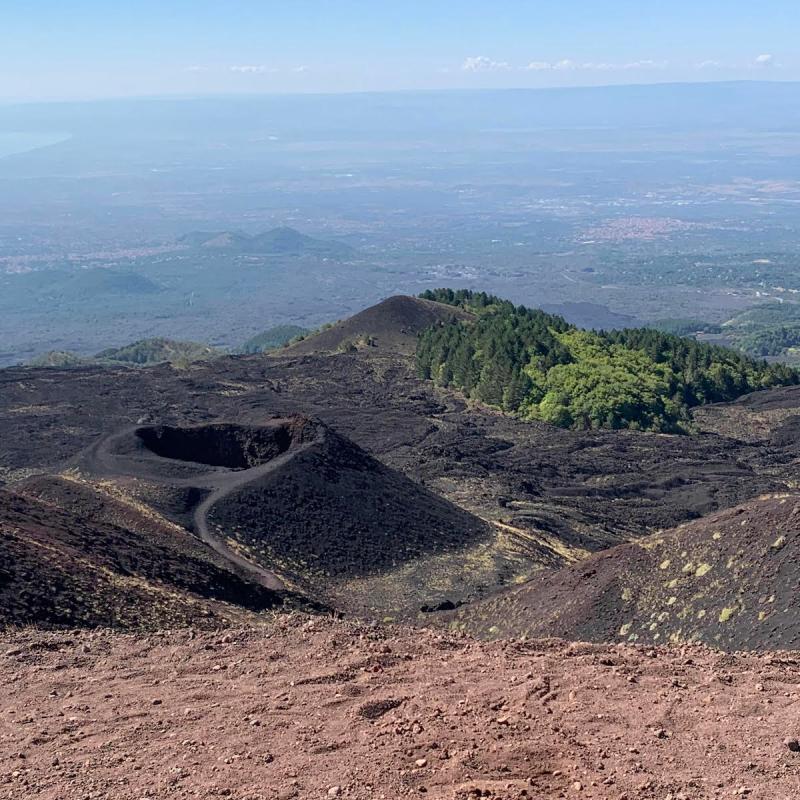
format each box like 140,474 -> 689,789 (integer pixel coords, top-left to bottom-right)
1,77 -> 799,108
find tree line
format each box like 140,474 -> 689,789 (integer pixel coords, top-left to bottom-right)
417,289 -> 799,432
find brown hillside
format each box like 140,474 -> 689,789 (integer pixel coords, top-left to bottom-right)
0,478 -> 303,629
1,298 -> 800,638
283,295 -> 474,355
451,492 -> 800,651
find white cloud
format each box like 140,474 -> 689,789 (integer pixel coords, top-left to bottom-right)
524,59 -> 574,71
524,58 -> 666,72
184,65 -> 208,73
697,60 -> 723,69
622,59 -> 667,70
230,65 -> 269,74
292,65 -> 310,73
462,56 -> 511,72
463,54 -> 783,77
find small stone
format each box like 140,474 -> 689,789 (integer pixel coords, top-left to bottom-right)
327,787 -> 341,797
415,758 -> 428,768
785,738 -> 800,753
572,781 -> 583,792
151,699 -> 162,706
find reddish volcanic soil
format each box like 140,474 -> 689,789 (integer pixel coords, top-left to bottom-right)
1,618 -> 799,800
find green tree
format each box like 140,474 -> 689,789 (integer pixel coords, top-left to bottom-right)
415,289 -> 799,433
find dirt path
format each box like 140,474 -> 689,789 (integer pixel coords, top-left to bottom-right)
1,617 -> 798,800
190,442 -> 318,591
69,424 -> 325,593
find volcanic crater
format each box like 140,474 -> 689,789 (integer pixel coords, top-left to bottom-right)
134,417 -> 317,470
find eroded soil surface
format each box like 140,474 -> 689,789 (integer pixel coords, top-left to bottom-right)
1,617 -> 798,800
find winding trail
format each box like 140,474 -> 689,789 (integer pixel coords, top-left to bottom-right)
189,443 -> 317,592
72,423 -> 324,593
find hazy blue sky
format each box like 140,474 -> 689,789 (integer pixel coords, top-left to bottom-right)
3,1 -> 799,100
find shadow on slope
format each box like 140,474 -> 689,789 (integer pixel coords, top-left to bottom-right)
208,425 -> 503,616
0,477 -> 310,630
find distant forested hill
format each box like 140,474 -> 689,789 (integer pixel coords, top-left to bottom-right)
240,325 -> 309,354
95,338 -> 220,366
30,338 -> 221,368
416,289 -> 799,433
650,304 -> 800,364
721,303 -> 800,359
179,227 -> 355,259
